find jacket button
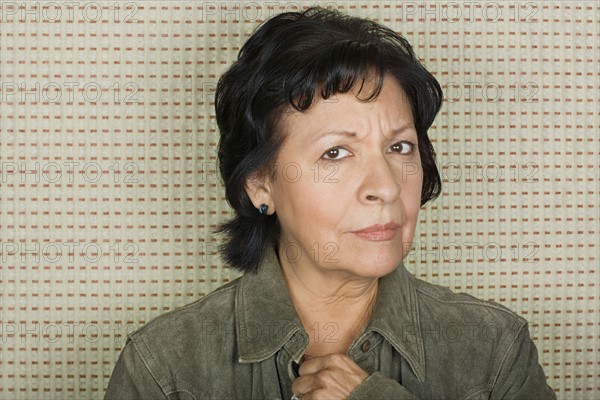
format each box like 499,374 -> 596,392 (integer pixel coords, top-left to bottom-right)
360,340 -> 371,352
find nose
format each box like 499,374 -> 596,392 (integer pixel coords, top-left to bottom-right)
358,154 -> 402,204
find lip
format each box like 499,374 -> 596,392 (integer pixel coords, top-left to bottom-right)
350,222 -> 400,241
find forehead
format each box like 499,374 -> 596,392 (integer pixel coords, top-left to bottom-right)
281,75 -> 414,133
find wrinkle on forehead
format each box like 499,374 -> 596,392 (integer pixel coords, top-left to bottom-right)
284,79 -> 413,138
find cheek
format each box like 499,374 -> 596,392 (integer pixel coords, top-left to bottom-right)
274,173 -> 349,241
273,175 -> 334,226
399,168 -> 423,246
402,165 -> 423,209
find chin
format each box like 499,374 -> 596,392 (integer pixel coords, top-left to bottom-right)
354,251 -> 403,278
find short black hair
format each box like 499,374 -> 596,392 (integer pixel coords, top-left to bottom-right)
214,7 -> 443,273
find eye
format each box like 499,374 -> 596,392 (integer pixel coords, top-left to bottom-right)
389,141 -> 415,155
321,147 -> 352,160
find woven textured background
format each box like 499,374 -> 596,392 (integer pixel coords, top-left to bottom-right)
0,1 -> 598,398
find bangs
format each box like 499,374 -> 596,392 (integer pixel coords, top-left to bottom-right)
285,41 -> 386,111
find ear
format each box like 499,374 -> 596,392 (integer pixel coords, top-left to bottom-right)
244,169 -> 275,215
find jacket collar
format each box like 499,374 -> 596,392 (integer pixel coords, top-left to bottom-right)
235,245 -> 426,382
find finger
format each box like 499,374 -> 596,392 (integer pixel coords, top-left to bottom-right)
292,374 -> 320,399
298,354 -> 330,376
293,368 -> 357,400
298,353 -> 347,376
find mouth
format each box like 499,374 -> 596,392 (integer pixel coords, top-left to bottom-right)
350,222 -> 400,242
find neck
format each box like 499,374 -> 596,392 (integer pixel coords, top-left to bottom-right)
277,247 -> 379,356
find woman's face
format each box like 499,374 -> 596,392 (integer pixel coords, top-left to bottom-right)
250,75 -> 423,280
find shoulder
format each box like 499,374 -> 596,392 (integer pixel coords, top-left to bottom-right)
108,278 -> 247,397
126,277 -> 241,352
410,274 -> 528,333
407,274 -> 535,393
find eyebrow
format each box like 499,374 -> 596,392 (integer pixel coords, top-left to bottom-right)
316,124 -> 415,141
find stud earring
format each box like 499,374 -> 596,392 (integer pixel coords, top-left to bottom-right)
258,204 -> 269,215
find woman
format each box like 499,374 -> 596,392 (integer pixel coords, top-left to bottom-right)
105,7 -> 557,399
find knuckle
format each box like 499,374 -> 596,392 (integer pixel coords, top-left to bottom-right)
318,368 -> 334,383
315,372 -> 327,386
311,388 -> 328,399
326,353 -> 344,363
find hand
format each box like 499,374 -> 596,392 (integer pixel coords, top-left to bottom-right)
291,353 -> 369,400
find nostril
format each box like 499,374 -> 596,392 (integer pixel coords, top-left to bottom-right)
366,195 -> 378,201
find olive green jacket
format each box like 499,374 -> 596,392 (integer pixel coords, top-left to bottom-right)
105,246 -> 557,399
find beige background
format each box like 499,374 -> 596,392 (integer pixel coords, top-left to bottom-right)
0,1 -> 598,398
